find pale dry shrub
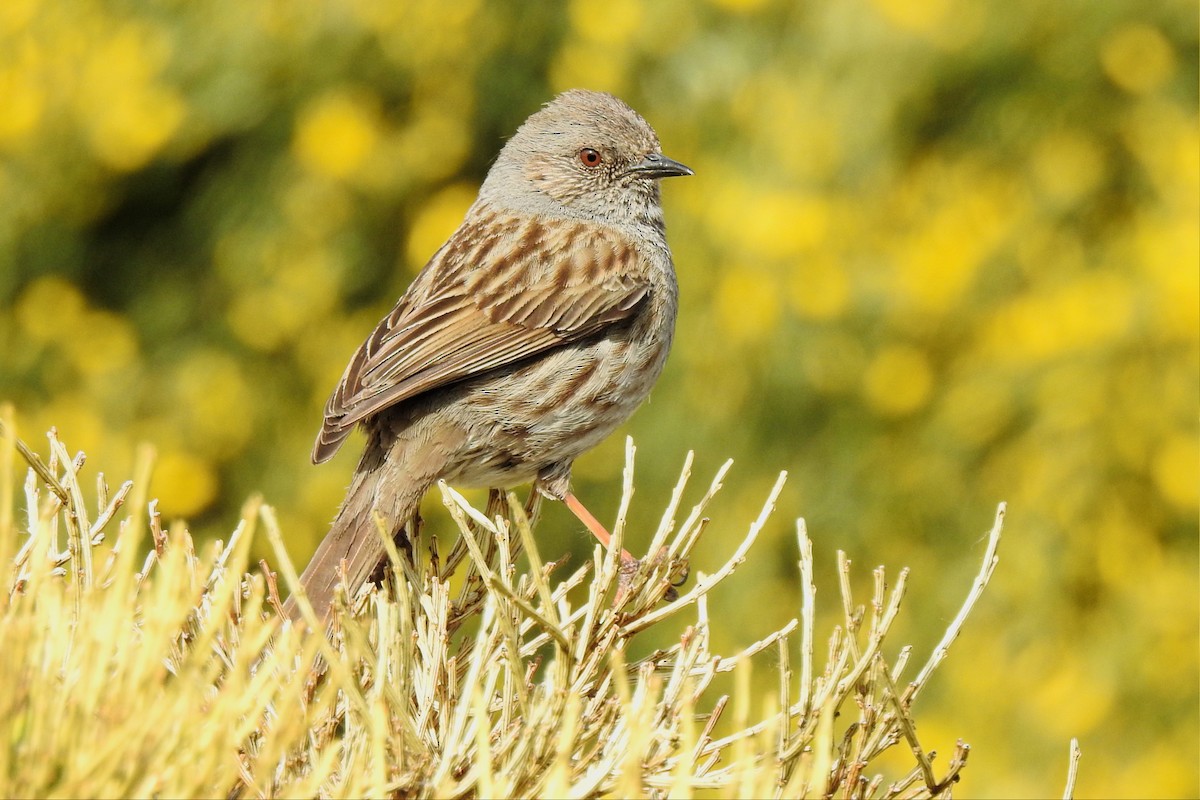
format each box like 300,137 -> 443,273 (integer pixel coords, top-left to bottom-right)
0,408 -> 1062,799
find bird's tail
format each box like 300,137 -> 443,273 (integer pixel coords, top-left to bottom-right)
285,452 -> 426,622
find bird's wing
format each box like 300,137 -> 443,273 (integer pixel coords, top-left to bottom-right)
312,212 -> 651,463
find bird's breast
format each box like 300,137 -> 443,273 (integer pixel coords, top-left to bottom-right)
442,280 -> 676,490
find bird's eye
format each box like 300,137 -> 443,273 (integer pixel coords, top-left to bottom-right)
578,148 -> 602,167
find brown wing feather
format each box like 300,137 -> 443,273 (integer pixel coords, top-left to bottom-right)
312,211 -> 649,463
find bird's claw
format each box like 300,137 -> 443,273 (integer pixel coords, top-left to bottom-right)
614,547 -> 687,603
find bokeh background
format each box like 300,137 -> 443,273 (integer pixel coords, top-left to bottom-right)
1,0 -> 1196,795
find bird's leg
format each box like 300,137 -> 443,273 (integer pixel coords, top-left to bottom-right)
562,491 -> 638,570
564,493 -> 681,601
536,466 -> 638,569
562,490 -> 651,603
539,467 -> 675,600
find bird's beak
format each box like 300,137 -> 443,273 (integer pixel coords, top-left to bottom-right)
624,152 -> 694,179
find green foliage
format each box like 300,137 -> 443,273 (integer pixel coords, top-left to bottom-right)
0,1 -> 1196,796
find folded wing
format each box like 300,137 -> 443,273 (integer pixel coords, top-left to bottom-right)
312,213 -> 649,463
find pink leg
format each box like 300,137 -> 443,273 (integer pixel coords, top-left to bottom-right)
563,491 -> 637,567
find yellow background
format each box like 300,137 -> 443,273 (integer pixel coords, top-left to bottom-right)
1,0 -> 1196,795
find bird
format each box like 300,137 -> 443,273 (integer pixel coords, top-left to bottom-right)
290,89 -> 693,621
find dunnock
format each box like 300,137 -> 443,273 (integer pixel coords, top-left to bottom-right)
292,89 -> 692,620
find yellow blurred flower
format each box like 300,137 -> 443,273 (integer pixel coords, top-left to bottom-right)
1120,100 -> 1199,213
0,0 -> 35,33
1030,652 -> 1116,738
295,312 -> 378,391
228,293 -> 279,350
870,0 -> 952,34
406,183 -> 478,269
569,0 -> 642,46
1100,23 -> 1176,95
705,176 -> 831,263
869,0 -> 983,48
747,191 -> 830,260
1030,129 -> 1106,207
1151,434 -> 1199,511
1134,214 -> 1200,342
862,344 -> 933,417
1093,496 -> 1159,591
16,277 -> 86,343
293,89 -> 382,180
387,108 -> 472,186
352,0 -> 484,66
550,40 -> 630,96
152,450 -> 218,518
1034,362 -> 1105,435
980,272 -> 1135,363
61,310 -> 139,376
75,23 -> 186,171
788,255 -> 850,320
0,66 -> 44,146
706,0 -> 771,11
891,172 -> 1023,314
726,71 -> 841,176
762,109 -> 844,183
227,252 -> 339,352
715,268 -> 782,344
1118,743 -> 1200,799
170,350 -> 256,460
1131,560 -> 1200,687
937,377 -> 1013,448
